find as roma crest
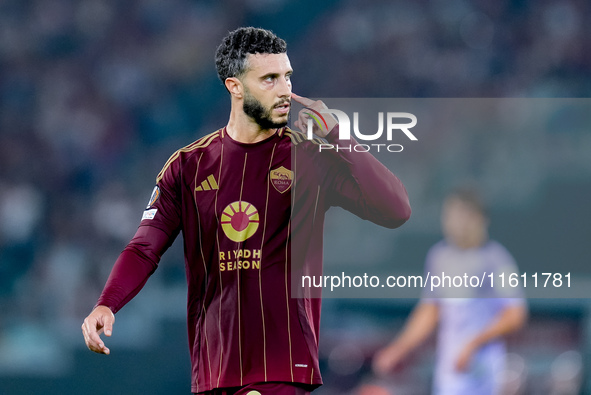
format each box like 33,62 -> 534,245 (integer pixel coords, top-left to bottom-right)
270,166 -> 293,193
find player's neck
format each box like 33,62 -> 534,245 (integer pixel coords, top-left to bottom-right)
226,109 -> 277,144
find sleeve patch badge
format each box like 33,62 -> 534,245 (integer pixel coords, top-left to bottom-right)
146,186 -> 160,209
142,208 -> 158,220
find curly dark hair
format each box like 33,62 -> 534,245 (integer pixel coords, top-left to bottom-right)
215,27 -> 287,84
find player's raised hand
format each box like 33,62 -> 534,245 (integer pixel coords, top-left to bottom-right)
291,93 -> 337,138
82,305 -> 115,355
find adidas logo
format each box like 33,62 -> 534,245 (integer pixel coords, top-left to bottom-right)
195,174 -> 219,191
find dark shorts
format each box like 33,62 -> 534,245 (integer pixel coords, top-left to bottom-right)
196,382 -> 316,395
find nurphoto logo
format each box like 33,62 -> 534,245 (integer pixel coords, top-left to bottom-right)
304,107 -> 418,153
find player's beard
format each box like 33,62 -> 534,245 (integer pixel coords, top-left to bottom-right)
243,88 -> 289,129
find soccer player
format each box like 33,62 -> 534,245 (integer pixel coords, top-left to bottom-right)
81,27 -> 411,395
373,188 -> 527,395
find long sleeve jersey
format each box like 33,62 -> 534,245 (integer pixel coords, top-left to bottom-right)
96,126 -> 411,393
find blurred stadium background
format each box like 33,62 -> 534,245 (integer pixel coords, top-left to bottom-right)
0,0 -> 590,394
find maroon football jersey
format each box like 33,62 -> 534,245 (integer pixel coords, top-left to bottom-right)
97,126 -> 410,393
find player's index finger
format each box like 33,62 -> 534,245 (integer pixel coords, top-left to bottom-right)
291,93 -> 315,106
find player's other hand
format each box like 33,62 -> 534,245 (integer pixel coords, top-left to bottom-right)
82,305 -> 115,355
454,341 -> 477,372
372,344 -> 406,376
291,93 -> 337,138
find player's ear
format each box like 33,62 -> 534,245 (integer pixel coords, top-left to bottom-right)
225,77 -> 243,98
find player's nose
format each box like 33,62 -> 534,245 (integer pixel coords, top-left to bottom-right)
276,76 -> 292,97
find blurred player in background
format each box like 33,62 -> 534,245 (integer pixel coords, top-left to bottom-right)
373,187 -> 527,395
81,27 -> 411,394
